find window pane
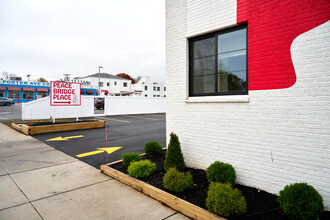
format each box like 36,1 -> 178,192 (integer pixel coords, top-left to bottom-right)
218,51 -> 246,73
218,71 -> 247,92
193,56 -> 215,76
218,29 -> 246,54
193,75 -> 215,94
193,37 -> 215,59
8,91 -> 19,98
23,91 -> 34,99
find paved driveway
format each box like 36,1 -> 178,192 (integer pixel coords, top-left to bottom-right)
32,114 -> 166,168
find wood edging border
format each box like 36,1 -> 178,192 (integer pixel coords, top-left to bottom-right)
100,163 -> 225,220
11,120 -> 106,135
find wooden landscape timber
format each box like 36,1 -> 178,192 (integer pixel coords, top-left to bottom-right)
11,120 -> 105,135
101,160 -> 225,220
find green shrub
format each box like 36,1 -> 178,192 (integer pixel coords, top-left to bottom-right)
206,182 -> 247,217
277,183 -> 324,220
144,141 -> 163,156
206,161 -> 236,186
164,132 -> 186,171
121,152 -> 142,167
163,168 -> 193,192
127,160 -> 156,179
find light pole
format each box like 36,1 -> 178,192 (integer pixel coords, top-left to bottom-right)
98,66 -> 103,95
26,74 -> 31,81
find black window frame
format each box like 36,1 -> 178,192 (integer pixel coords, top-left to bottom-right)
123,82 -> 127,87
189,25 -> 248,97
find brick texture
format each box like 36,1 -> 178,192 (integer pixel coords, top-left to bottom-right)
242,0 -> 330,90
186,0 -> 237,37
166,0 -> 330,210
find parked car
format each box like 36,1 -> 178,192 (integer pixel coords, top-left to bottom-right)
94,98 -> 104,109
0,97 -> 15,106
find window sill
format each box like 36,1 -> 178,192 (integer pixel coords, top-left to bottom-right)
185,95 -> 249,103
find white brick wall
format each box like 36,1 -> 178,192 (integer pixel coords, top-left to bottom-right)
166,0 -> 330,210
186,0 -> 237,37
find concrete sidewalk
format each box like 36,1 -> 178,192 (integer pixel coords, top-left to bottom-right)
0,124 -> 189,220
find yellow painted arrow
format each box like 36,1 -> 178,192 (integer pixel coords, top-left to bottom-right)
96,147 -> 122,154
76,147 -> 122,158
46,135 -> 84,141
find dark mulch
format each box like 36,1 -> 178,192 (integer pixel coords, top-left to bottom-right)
111,151 -> 330,220
17,119 -> 100,126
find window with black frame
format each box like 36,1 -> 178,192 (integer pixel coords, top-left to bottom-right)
189,25 -> 247,96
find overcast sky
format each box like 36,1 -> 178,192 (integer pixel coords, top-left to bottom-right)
0,0 -> 165,83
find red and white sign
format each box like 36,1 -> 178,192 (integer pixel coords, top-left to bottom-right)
50,81 -> 81,106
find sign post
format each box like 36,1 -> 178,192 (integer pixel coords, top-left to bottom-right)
50,81 -> 81,122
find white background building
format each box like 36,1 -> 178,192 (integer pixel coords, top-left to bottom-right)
132,76 -> 166,98
76,73 -> 166,97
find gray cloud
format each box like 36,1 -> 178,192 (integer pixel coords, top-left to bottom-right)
0,0 -> 165,83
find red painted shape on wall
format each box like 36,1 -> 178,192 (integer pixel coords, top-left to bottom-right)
237,0 -> 330,90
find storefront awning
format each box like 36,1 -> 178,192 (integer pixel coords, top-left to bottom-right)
37,88 -> 48,92
86,90 -> 94,94
0,86 -> 5,90
23,87 -> 35,91
8,87 -> 20,91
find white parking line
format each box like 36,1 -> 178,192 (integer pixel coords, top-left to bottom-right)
96,117 -> 130,123
123,115 -> 159,120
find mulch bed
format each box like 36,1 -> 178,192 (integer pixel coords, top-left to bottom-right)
111,151 -> 330,220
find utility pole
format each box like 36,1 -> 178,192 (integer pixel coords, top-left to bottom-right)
63,74 -> 71,82
98,66 -> 103,95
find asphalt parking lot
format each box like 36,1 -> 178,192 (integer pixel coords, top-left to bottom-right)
0,103 -> 22,122
32,114 -> 166,168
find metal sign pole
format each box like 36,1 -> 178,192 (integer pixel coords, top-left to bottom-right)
105,121 -> 108,164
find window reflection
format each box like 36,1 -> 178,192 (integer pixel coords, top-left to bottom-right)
189,26 -> 247,96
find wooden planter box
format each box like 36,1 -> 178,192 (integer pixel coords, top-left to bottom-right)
100,160 -> 225,220
11,120 -> 106,135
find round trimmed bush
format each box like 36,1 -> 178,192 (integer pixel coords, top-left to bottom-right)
277,183 -> 324,220
121,152 -> 142,167
206,161 -> 236,186
163,168 -> 193,192
127,160 -> 156,179
164,132 -> 186,171
144,141 -> 163,156
206,182 -> 247,217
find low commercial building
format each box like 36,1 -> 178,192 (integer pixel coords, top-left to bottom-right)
0,80 -> 98,103
166,0 -> 330,209
0,80 -> 50,103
